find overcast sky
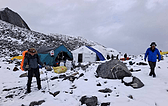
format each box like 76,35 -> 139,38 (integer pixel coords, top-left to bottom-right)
1,0 -> 168,55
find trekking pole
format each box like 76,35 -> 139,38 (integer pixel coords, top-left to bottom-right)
45,70 -> 50,92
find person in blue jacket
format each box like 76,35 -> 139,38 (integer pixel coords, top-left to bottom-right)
144,42 -> 161,77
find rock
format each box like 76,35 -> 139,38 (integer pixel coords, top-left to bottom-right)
97,83 -> 101,86
29,100 -> 45,106
0,7 -> 30,30
80,96 -> 98,106
136,62 -> 148,65
50,76 -> 58,80
5,94 -> 14,98
128,95 -> 133,99
98,88 -> 112,93
13,67 -> 19,71
49,91 -> 60,97
96,59 -> 131,79
19,73 -> 28,78
123,76 -> 144,89
101,102 -> 110,106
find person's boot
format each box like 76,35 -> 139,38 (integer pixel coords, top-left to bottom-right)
38,85 -> 41,90
153,74 -> 156,78
149,72 -> 152,76
25,88 -> 31,94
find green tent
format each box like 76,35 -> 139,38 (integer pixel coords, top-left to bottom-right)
37,45 -> 73,66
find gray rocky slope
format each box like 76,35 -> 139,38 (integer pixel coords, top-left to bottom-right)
0,20 -> 99,57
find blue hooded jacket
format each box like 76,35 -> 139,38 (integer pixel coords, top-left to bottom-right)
144,47 -> 161,62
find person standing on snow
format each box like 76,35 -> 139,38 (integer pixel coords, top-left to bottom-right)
144,42 -> 161,77
23,48 -> 43,93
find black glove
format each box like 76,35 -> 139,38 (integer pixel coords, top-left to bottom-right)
144,59 -> 146,62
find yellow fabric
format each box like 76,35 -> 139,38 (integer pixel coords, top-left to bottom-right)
160,51 -> 168,55
11,56 -> 23,60
53,66 -> 67,74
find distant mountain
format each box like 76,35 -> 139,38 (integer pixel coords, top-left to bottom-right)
0,7 -> 30,30
0,20 -> 99,57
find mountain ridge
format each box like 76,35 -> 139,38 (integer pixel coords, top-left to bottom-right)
0,20 -> 101,57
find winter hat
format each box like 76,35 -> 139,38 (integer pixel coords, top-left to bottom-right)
150,42 -> 157,46
28,48 -> 37,53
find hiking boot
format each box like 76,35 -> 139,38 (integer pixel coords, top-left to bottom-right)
25,90 -> 31,94
149,73 -> 152,76
38,86 -> 41,90
153,75 -> 156,78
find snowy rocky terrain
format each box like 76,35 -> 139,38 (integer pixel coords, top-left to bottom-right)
0,9 -> 168,106
0,20 -> 100,57
0,53 -> 168,106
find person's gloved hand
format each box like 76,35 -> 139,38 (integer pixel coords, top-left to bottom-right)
25,65 -> 29,71
158,60 -> 160,62
144,59 -> 146,62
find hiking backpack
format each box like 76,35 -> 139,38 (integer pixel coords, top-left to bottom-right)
20,50 -> 28,71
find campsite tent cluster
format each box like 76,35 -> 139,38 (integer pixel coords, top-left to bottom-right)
37,45 -> 118,65
11,45 -> 119,66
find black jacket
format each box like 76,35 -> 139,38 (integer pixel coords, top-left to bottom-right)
23,53 -> 43,70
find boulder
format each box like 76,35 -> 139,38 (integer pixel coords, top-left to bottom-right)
80,96 -> 98,106
0,7 -> 30,30
96,59 -> 132,79
123,76 -> 144,89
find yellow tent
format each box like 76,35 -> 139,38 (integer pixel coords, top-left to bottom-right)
160,51 -> 168,55
11,56 -> 23,60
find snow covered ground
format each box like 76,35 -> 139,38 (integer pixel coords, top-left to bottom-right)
0,54 -> 168,106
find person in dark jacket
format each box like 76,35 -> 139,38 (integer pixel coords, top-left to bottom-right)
23,48 -> 43,93
144,42 -> 161,77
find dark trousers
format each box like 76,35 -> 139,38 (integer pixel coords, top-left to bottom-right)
27,68 -> 41,92
148,61 -> 156,77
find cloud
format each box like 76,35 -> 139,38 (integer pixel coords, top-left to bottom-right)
1,0 -> 168,55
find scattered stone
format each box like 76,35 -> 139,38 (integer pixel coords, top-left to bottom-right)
104,81 -> 107,84
98,88 -> 112,93
129,61 -> 135,65
101,102 -> 110,106
49,91 -> 60,97
19,73 -> 28,78
3,86 -> 21,91
70,85 -> 77,89
80,96 -> 98,106
13,67 -> 19,71
116,95 -> 119,97
29,100 -> 45,106
50,76 -> 58,80
7,67 -> 10,70
69,90 -> 73,94
136,62 -> 148,65
97,83 -> 101,86
128,95 -> 133,99
5,94 -> 14,98
84,79 -> 88,81
129,68 -> 141,72
78,73 -> 84,79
